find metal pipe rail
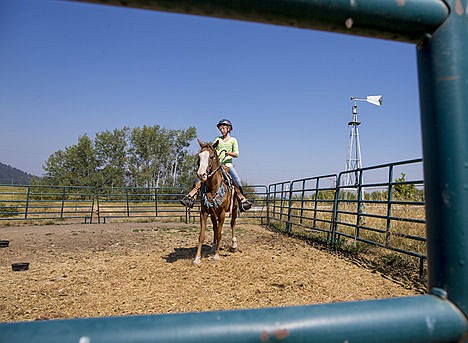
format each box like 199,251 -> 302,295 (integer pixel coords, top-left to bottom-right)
0,184 -> 95,221
76,0 -> 448,43
2,294 -> 467,343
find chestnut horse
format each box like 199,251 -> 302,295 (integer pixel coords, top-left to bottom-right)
193,139 -> 238,266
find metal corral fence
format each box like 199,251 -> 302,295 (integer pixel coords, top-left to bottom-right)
267,158 -> 426,277
0,184 -> 269,224
0,159 -> 426,272
0,185 -> 95,222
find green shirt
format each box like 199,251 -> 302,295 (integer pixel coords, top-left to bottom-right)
213,136 -> 239,168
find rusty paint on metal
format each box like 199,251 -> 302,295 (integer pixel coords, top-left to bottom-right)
259,328 -> 290,341
396,0 -> 405,6
273,329 -> 290,339
439,75 -> 460,81
455,0 -> 464,15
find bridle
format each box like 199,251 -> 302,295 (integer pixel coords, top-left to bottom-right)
198,145 -> 229,180
207,148 -> 229,178
198,145 -> 220,179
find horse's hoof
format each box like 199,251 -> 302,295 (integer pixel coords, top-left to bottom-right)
213,254 -> 220,263
231,237 -> 238,250
193,257 -> 201,266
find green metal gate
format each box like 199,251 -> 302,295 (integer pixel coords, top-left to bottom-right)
2,0 -> 467,342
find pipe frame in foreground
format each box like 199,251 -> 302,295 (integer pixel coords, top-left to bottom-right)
3,0 -> 467,341
2,295 -> 467,343
75,0 -> 448,43
417,0 -> 468,318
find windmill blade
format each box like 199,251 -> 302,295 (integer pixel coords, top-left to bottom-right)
366,95 -> 383,106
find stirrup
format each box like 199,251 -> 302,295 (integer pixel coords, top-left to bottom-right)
239,199 -> 252,212
180,195 -> 195,208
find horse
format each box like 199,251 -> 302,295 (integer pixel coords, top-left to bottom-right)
193,138 -> 238,266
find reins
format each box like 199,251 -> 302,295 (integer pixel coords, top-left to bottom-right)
207,165 -> 222,178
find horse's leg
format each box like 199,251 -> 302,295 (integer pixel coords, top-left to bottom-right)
194,211 -> 208,266
231,204 -> 238,250
213,211 -> 225,262
210,214 -> 218,254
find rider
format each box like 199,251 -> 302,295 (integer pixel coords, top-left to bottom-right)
180,119 -> 252,211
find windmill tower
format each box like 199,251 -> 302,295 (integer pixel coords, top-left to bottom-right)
343,95 -> 383,187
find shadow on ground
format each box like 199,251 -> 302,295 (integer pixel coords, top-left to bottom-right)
163,244 -> 213,263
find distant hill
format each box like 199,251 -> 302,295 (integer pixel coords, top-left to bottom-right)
0,162 -> 36,185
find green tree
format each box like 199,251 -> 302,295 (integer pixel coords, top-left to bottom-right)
42,150 -> 72,186
42,134 -> 98,186
95,128 -> 129,188
175,152 -> 198,190
41,125 -> 197,189
170,127 -> 197,186
128,125 -> 164,188
128,125 -> 196,188
393,172 -> 417,200
71,134 -> 99,186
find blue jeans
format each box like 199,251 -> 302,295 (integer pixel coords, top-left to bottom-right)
228,165 -> 241,187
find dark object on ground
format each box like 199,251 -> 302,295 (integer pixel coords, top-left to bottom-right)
12,262 -> 29,271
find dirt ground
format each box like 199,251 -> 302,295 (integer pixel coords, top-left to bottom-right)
0,220 -> 419,322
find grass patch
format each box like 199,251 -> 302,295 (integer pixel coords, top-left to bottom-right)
0,203 -> 19,217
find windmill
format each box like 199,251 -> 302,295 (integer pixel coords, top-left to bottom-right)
343,95 -> 383,187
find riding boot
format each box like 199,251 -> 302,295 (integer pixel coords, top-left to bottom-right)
180,181 -> 201,208
236,186 -> 252,212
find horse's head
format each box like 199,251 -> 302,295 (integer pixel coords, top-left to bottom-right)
197,138 -> 220,181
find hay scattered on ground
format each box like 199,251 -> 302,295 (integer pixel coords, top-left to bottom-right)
0,221 -> 418,322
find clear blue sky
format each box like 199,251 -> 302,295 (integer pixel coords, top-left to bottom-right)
1,0 -> 422,185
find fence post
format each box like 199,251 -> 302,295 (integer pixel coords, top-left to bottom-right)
286,181 -> 294,233
60,186 -> 66,219
417,0 -> 468,316
299,179 -> 305,224
154,188 -> 159,217
272,184 -> 277,221
125,189 -> 130,217
24,185 -> 30,219
266,185 -> 271,226
354,170 -> 364,243
312,178 -> 319,229
93,188 -> 101,224
385,165 -> 395,247
330,175 -> 342,245
279,183 -> 285,222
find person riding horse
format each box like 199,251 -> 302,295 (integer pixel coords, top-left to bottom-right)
180,119 -> 252,212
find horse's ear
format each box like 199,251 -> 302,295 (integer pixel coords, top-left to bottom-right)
197,138 -> 204,148
213,140 -> 219,148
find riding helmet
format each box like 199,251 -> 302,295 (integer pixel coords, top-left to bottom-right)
217,119 -> 233,130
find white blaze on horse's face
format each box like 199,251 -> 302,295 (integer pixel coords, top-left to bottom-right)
197,150 -> 210,181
